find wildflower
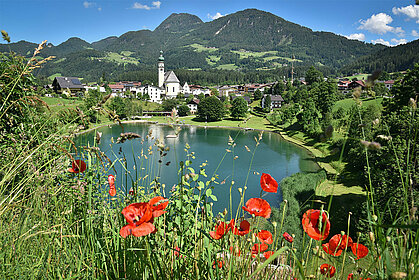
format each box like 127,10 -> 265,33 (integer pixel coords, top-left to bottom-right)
324,234 -> 353,256
68,159 -> 87,173
242,198 -> 271,218
257,230 -> 273,244
263,251 -> 275,260
320,263 -> 336,277
212,260 -> 224,269
129,188 -> 134,195
347,273 -> 353,280
251,243 -> 268,258
108,175 -> 116,197
322,243 -> 342,257
232,220 -> 250,236
120,203 -> 155,238
351,243 -> 369,259
173,246 -> 184,258
302,209 -> 330,241
283,232 -> 293,243
210,221 -> 232,240
260,173 -> 278,193
149,196 -> 169,218
360,140 -> 381,150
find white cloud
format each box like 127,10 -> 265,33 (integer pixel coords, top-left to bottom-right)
391,38 -> 407,45
98,7 -> 102,12
132,1 -> 161,10
358,13 -> 404,35
346,33 -> 365,41
412,30 -> 419,37
208,12 -> 225,20
371,38 -> 391,46
392,5 -> 419,23
83,1 -> 95,8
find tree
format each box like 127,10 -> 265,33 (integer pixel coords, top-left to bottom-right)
230,96 -> 248,119
162,99 -> 179,111
254,89 -> 263,100
262,94 -> 271,112
177,104 -> 190,117
299,99 -> 321,136
83,89 -> 104,123
107,96 -> 140,119
305,66 -> 324,85
197,96 -> 225,121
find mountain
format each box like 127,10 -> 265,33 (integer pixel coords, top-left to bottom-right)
0,9 -> 391,82
341,39 -> 419,75
0,40 -> 38,56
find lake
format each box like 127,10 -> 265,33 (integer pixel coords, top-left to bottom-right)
75,122 -> 319,214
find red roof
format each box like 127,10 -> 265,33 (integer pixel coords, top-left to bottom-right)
109,84 -> 124,89
384,80 -> 394,84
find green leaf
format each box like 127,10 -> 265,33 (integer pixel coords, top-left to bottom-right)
205,189 -> 212,197
210,195 -> 217,201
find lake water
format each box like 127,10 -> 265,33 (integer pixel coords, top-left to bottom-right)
75,123 -> 319,214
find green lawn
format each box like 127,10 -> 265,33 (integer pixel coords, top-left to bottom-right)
216,64 -> 238,70
333,97 -> 383,111
231,50 -> 277,59
343,73 -> 369,80
48,73 -> 62,80
187,43 -> 218,53
94,52 -> 140,65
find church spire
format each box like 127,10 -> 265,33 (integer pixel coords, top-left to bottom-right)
158,50 -> 164,88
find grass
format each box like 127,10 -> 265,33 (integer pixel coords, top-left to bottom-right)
187,43 -> 218,53
94,52 -> 140,65
333,97 -> 383,112
217,64 -> 238,70
121,50 -> 134,56
48,72 -> 62,80
231,50 -> 277,59
343,74 -> 369,81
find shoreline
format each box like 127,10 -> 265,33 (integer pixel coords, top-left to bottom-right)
74,118 -> 326,173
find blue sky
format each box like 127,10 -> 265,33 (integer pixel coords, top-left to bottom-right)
1,0 -> 418,47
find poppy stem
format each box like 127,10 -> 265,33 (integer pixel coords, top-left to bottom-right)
339,212 -> 352,279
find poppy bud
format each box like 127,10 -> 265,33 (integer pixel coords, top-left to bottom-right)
386,236 -> 391,242
369,232 -> 375,242
238,188 -> 243,195
372,215 -> 378,222
272,221 -> 277,228
223,208 -> 228,216
408,98 -> 416,109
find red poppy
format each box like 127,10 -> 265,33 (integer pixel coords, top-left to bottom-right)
120,202 -> 155,238
210,221 -> 230,240
129,188 -> 134,195
149,196 -> 169,218
229,246 -> 241,257
260,173 -> 278,193
173,246 -> 184,258
283,232 -> 293,243
322,242 -> 343,257
242,198 -> 271,219
232,220 -> 250,236
302,209 -> 330,240
347,273 -> 353,280
68,159 -> 87,173
320,263 -> 336,277
257,230 -> 273,244
212,260 -> 224,269
108,175 -> 116,196
330,234 -> 353,252
351,243 -> 369,259
263,251 -> 275,260
251,243 -> 268,257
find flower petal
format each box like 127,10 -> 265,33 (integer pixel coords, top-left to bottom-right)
260,173 -> 278,193
131,222 -> 155,237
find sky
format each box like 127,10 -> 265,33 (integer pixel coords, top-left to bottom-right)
1,0 -> 418,47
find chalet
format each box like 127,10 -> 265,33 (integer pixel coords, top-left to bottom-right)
348,80 -> 365,90
109,84 -> 124,96
384,80 -> 395,90
187,98 -> 200,114
337,80 -> 351,92
52,77 -> 84,94
261,94 -> 284,110
219,86 -> 238,97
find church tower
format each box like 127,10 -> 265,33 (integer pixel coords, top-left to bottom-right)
158,50 -> 164,88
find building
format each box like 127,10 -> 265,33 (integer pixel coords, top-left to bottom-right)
158,51 -> 187,100
384,80 -> 394,90
52,77 -> 84,94
261,94 -> 284,110
108,84 -> 124,96
187,98 -> 200,114
135,85 -> 164,103
348,80 -> 365,90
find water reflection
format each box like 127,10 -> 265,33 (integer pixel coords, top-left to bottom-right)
75,123 -> 319,214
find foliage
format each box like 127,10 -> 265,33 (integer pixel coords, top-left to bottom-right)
107,96 -> 142,119
253,89 -> 263,100
262,94 -> 271,112
197,96 -> 225,121
266,103 -> 298,125
177,104 -> 190,117
305,66 -> 324,85
299,99 -> 321,136
82,88 -> 105,123
162,98 -> 179,112
230,96 -> 248,119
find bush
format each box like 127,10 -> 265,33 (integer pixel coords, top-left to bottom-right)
197,96 -> 225,121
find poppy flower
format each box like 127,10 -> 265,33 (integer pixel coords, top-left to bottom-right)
108,175 -> 116,197
232,220 -> 250,236
173,246 -> 184,258
351,243 -> 369,259
260,173 -> 278,193
251,243 -> 268,257
229,246 -> 241,257
263,251 -> 275,260
320,263 -> 336,277
149,196 -> 169,218
120,202 -> 155,238
212,260 -> 224,269
242,198 -> 271,219
347,273 -> 353,280
129,188 -> 134,195
210,221 -> 230,240
68,159 -> 87,173
322,243 -> 343,257
302,209 -> 330,240
257,230 -> 273,244
283,232 -> 293,243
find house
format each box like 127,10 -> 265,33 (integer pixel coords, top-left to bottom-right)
348,80 -> 365,90
187,98 -> 200,114
261,94 -> 284,110
135,85 -> 164,103
52,77 -> 84,94
109,84 -> 124,96
384,80 -> 395,90
337,80 -> 351,92
219,85 -> 238,97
